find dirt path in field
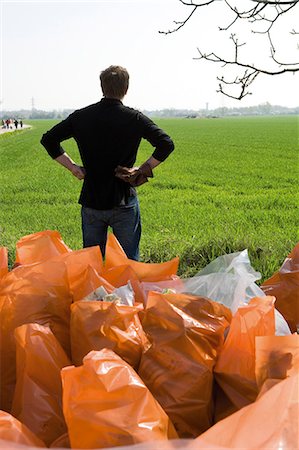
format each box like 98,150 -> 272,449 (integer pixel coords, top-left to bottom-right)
0,124 -> 32,135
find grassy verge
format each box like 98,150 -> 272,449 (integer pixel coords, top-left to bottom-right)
0,116 -> 297,282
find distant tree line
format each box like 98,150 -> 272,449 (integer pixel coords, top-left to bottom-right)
143,103 -> 299,118
1,103 -> 298,120
0,109 -> 75,120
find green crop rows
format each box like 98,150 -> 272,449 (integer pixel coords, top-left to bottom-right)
0,116 -> 298,282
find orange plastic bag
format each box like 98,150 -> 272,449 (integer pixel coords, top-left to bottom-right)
49,432 -> 70,448
56,245 -> 103,293
105,233 -> 179,282
138,292 -> 232,438
61,349 -> 178,449
0,247 -> 8,279
103,264 -> 139,287
0,260 -> 72,412
214,296 -> 276,421
15,230 -> 71,266
103,264 -> 146,304
15,230 -> 104,300
70,300 -> 148,369
11,323 -> 71,446
261,243 -> 299,332
197,373 -> 299,449
71,265 -> 114,302
0,410 -> 45,447
255,334 -> 299,392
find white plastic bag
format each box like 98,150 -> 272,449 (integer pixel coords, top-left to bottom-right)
142,250 -> 259,313
183,250 -> 260,314
141,250 -> 290,336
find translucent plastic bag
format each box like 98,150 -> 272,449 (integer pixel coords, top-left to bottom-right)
182,249 -> 262,314
214,296 -> 275,421
11,323 -> 71,446
83,281 -> 135,306
15,230 -> 71,266
105,233 -> 179,282
0,247 -> 8,279
261,243 -> 299,332
70,300 -> 148,369
0,260 -> 72,412
0,410 -> 45,447
61,349 -> 178,449
138,292 -> 232,438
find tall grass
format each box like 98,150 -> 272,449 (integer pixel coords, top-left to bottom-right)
0,116 -> 298,281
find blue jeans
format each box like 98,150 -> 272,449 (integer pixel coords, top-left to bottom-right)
81,195 -> 141,260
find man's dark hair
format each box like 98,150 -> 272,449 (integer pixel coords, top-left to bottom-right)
100,65 -> 129,99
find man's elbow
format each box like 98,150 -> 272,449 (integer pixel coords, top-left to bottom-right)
40,133 -> 62,159
169,139 -> 175,153
40,132 -> 50,149
164,138 -> 175,157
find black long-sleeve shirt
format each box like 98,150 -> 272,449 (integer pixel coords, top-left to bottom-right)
40,98 -> 175,210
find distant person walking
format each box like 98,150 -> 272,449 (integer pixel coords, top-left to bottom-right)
14,119 -> 18,129
20,120 -> 23,128
41,65 -> 174,260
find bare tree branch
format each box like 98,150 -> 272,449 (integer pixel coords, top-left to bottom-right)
158,0 -> 214,35
160,0 -> 299,99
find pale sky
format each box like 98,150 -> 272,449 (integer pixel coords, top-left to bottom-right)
1,0 -> 299,111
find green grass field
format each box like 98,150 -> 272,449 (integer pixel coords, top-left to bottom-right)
0,116 -> 298,282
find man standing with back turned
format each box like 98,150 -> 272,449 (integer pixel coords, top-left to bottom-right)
41,65 -> 174,260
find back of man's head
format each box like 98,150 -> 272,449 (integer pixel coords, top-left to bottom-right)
100,65 -> 129,99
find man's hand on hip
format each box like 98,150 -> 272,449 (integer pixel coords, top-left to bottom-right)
71,164 -> 86,180
115,162 -> 153,187
55,153 -> 86,180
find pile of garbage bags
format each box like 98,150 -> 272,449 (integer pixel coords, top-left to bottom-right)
0,230 -> 298,450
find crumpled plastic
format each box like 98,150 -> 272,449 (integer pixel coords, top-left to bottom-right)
261,243 -> 299,332
11,323 -> 71,446
112,282 -> 135,306
138,292 -> 232,438
83,281 -> 135,306
105,233 -> 179,282
0,410 -> 46,447
0,232 -> 297,450
61,349 -> 178,449
1,366 -> 299,450
214,296 -> 276,421
0,260 -> 72,412
176,250 -> 265,313
70,300 -> 148,369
